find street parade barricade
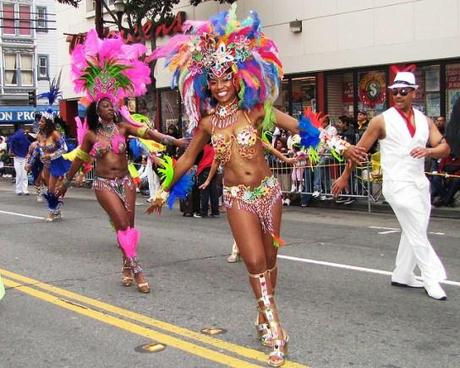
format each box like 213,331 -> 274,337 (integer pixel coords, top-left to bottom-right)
269,154 -> 380,212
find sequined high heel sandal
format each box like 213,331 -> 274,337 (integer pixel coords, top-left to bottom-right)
121,258 -> 133,287
131,258 -> 150,293
227,241 -> 240,263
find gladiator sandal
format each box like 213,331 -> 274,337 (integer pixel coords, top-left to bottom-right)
121,257 -> 133,287
131,257 -> 150,294
249,270 -> 288,367
255,264 -> 278,347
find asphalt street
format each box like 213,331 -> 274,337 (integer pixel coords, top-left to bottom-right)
0,181 -> 459,368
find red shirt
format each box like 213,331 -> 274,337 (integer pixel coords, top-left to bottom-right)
196,144 -> 215,176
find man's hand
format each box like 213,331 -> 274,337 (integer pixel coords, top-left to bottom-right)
332,175 -> 349,197
344,145 -> 368,164
410,146 -> 431,159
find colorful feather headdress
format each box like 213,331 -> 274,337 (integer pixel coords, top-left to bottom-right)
150,3 -> 283,132
37,71 -> 63,107
70,29 -> 151,106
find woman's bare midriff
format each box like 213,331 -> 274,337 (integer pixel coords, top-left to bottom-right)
94,152 -> 129,179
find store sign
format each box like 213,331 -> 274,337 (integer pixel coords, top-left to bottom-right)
447,65 -> 460,89
0,106 -> 58,123
359,72 -> 386,108
66,12 -> 186,53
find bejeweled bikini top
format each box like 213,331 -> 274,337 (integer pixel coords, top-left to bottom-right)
211,111 -> 258,166
90,123 -> 127,159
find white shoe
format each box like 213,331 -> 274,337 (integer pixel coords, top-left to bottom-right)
37,195 -> 43,202
284,198 -> 291,206
312,190 -> 320,198
424,281 -> 447,301
290,184 -> 296,192
391,278 -> 424,288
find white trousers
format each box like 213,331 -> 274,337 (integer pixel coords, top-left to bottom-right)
14,156 -> 28,194
146,157 -> 160,199
383,180 -> 446,283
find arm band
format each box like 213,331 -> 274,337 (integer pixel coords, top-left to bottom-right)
75,148 -> 91,162
137,127 -> 149,138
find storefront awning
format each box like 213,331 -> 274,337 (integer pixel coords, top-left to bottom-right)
0,106 -> 59,124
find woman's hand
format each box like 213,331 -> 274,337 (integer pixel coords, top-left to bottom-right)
145,198 -> 165,215
410,146 -> 431,159
285,157 -> 298,166
332,175 -> 349,197
55,184 -> 67,198
175,137 -> 191,148
199,180 -> 210,190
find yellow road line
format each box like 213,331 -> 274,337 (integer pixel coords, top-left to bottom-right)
3,277 -> 262,368
1,269 -> 308,368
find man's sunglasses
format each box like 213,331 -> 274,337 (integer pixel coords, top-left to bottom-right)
391,88 -> 413,96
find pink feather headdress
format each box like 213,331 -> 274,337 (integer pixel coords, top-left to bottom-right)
70,29 -> 151,106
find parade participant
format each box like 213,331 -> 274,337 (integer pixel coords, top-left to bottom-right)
56,29 -> 187,293
27,114 -> 70,220
25,133 -> 45,202
148,5 -> 300,366
333,72 -> 450,300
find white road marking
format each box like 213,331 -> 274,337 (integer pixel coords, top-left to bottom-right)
369,226 -> 445,236
0,210 -> 45,220
278,254 -> 460,287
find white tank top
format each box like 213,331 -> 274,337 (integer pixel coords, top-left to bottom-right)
380,107 -> 429,184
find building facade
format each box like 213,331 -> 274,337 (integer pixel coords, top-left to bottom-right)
0,0 -> 58,134
56,0 -> 460,134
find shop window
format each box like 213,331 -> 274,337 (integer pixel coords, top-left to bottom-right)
2,4 -> 15,35
291,76 -> 316,118
274,79 -> 289,114
358,70 -> 386,119
326,72 -> 353,122
160,89 -> 180,133
445,64 -> 460,121
413,65 -> 440,118
36,6 -> 47,31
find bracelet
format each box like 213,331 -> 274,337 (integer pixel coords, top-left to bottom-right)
137,127 -> 149,138
161,135 -> 174,146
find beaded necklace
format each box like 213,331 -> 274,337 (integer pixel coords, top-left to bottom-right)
97,120 -> 117,139
210,98 -> 239,129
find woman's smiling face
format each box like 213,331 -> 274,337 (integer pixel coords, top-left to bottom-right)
208,70 -> 237,105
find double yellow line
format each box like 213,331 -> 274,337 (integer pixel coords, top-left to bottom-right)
1,268 -> 308,368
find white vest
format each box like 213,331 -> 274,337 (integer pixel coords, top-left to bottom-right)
380,107 -> 429,185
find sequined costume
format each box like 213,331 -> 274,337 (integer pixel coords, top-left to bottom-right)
93,175 -> 134,211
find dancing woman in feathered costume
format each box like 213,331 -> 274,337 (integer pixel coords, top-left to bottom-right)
147,5 -> 302,366
56,30 -> 188,293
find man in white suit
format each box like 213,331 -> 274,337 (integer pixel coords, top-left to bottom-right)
334,72 -> 451,300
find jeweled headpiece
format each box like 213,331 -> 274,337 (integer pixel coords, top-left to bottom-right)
150,3 -> 283,132
70,29 -> 151,106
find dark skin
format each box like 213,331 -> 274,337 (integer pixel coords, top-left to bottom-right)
56,98 -> 188,287
147,74 -> 298,365
332,88 -> 451,196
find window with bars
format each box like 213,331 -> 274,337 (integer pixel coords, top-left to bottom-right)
1,3 -> 32,36
3,53 -> 34,86
38,55 -> 49,80
36,6 -> 47,31
2,3 -> 15,35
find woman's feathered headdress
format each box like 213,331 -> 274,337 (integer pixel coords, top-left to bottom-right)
70,29 -> 151,106
150,3 -> 283,132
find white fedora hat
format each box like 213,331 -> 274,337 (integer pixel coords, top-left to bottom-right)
388,71 -> 418,89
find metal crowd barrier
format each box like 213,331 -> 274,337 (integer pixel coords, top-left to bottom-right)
268,155 -> 382,212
